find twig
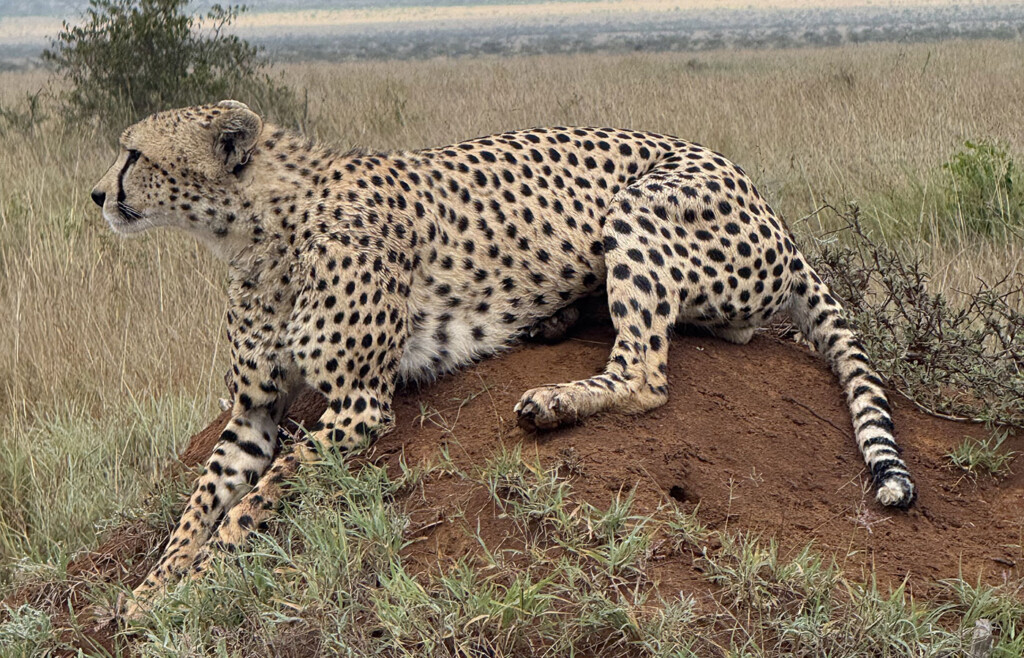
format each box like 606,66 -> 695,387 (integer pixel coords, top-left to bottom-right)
894,390 -> 987,424
781,395 -> 848,439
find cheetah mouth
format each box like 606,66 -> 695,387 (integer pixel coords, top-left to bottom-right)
103,203 -> 147,234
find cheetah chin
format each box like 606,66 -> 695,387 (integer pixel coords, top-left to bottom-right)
92,99 -> 916,617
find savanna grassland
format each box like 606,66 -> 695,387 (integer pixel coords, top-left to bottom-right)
2,40 -> 1024,655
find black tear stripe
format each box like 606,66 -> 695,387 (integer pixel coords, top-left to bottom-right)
116,150 -> 141,204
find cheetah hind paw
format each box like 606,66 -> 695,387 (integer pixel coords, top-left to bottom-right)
528,305 -> 581,343
875,474 -> 915,508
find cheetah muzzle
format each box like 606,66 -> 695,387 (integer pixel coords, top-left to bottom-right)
91,100 -> 916,618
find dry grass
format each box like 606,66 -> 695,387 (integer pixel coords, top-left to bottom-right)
1,39 -> 1023,583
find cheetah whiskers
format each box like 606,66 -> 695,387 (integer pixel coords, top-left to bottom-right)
117,201 -> 143,221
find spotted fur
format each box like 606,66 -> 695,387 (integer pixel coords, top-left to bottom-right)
91,100 -> 915,615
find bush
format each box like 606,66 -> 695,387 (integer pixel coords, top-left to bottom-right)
940,139 -> 1024,238
0,91 -> 46,138
42,0 -> 299,130
812,204 -> 1024,427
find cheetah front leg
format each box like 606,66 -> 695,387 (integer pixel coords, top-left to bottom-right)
163,241 -> 410,601
125,395 -> 291,617
203,372 -> 403,564
124,285 -> 299,618
198,369 -> 400,569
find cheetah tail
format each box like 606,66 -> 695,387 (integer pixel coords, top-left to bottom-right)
787,264 -> 916,508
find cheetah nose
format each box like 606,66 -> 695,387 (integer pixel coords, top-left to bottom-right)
90,188 -> 106,207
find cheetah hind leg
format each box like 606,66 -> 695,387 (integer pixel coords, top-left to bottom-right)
516,257 -> 673,431
515,323 -> 671,430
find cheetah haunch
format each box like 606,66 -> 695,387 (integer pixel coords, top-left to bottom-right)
92,100 -> 915,616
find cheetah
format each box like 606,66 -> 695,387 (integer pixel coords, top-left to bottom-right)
91,100 -> 915,615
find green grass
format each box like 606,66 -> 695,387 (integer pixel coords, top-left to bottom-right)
5,447 -> 1022,656
947,430 -> 1019,479
0,394 -> 210,592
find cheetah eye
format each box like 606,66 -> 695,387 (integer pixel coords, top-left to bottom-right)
125,149 -> 141,164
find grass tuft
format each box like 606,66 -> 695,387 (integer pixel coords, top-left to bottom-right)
947,430 -> 1018,478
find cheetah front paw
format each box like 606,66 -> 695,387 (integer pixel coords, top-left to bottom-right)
515,385 -> 587,431
117,591 -> 153,624
875,474 -> 915,508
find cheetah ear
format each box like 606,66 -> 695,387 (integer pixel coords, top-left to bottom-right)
212,100 -> 262,174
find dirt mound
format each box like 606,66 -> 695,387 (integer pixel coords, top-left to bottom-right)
183,320 -> 1024,588
10,319 -> 1024,652
386,323 -> 1023,592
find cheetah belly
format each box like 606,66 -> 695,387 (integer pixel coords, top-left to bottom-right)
397,255 -> 603,383
397,221 -> 606,382
397,294 -> 521,383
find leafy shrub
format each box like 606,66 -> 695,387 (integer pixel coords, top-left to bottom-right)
812,204 -> 1024,427
940,139 -> 1024,238
42,0 -> 299,130
0,605 -> 52,657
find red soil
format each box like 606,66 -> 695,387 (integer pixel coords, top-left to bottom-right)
9,317 -> 1024,654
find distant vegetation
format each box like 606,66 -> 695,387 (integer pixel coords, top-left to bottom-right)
41,0 -> 298,129
3,2 -> 1024,68
247,4 -> 1024,63
3,0 -> 574,17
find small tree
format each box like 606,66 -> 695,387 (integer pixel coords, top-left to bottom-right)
43,0 -> 297,130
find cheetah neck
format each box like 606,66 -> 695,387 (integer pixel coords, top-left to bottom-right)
201,128 -> 344,263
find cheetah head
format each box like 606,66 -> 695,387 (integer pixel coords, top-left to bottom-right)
91,100 -> 263,247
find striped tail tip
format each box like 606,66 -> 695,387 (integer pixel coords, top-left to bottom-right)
874,471 -> 916,508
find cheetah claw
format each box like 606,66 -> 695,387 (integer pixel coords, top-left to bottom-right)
515,399 -> 558,431
117,592 -> 152,624
515,387 -> 583,431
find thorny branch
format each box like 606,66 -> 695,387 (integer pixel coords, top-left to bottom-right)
807,203 -> 1024,427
